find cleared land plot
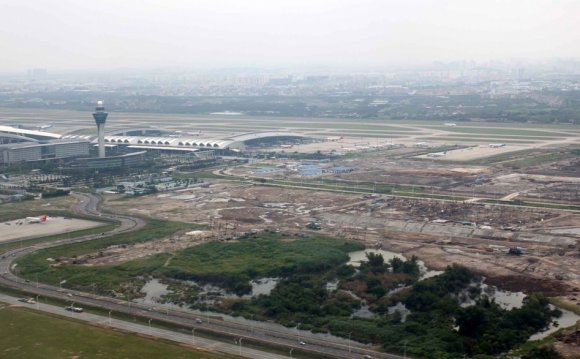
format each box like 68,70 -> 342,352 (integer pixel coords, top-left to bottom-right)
0,305 -> 233,359
0,217 -> 105,242
415,145 -> 529,161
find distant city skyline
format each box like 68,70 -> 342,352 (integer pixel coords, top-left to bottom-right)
1,0 -> 580,74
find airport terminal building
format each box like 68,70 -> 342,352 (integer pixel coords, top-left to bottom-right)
0,140 -> 90,165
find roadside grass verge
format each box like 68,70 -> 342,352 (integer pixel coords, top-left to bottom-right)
0,304 -> 240,359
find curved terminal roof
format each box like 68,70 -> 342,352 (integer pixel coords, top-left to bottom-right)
225,131 -> 305,142
0,125 -> 61,140
0,132 -> 41,143
62,134 -> 95,140
104,136 -> 237,149
106,127 -> 165,136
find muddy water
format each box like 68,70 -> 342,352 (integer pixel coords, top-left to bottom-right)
348,249 -> 405,266
137,277 -> 280,305
134,278 -> 171,304
481,284 -> 527,310
530,307 -> 580,340
248,277 -> 279,297
347,249 -> 443,279
388,302 -> 411,322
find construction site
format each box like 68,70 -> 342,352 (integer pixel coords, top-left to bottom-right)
101,149 -> 580,306
2,108 -> 580,357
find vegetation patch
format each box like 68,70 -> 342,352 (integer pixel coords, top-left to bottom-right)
216,261 -> 563,359
158,232 -> 364,294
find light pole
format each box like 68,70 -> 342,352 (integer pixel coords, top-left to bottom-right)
250,314 -> 254,334
296,322 -> 301,342
238,338 -> 243,356
108,310 -> 112,326
191,328 -> 196,345
348,332 -> 352,353
148,319 -> 152,335
36,295 -> 39,310
206,302 -> 210,325
289,348 -> 294,358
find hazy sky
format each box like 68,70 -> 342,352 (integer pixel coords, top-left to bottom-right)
1,0 -> 579,73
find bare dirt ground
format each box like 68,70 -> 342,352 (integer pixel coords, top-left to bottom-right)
104,180 -> 580,311
554,329 -> 580,359
63,230 -> 215,267
105,181 -> 362,233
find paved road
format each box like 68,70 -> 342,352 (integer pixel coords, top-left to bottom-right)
0,193 -> 405,359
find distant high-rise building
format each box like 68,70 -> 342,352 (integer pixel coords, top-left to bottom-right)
92,100 -> 108,158
28,68 -> 48,78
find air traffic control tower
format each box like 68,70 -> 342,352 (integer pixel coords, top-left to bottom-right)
92,100 -> 108,158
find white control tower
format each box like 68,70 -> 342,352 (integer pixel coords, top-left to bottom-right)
92,100 -> 108,158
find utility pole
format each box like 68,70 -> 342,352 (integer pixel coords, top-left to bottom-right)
348,332 -> 352,353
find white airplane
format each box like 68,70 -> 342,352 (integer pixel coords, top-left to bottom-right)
26,215 -> 48,223
444,122 -> 457,126
280,144 -> 294,148
489,143 -> 506,148
414,142 -> 430,147
427,152 -> 447,157
326,136 -> 343,141
38,124 -> 53,131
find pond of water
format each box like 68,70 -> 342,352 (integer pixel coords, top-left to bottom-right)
347,249 -> 443,279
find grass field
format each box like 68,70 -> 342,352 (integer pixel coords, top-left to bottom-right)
160,233 -> 363,278
422,137 -> 537,144
434,126 -> 570,137
0,304 -> 237,359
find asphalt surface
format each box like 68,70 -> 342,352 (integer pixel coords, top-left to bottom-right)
0,193 -> 405,359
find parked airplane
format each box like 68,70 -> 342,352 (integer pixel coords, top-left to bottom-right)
26,215 -> 48,223
489,143 -> 506,148
427,152 -> 447,157
326,136 -> 343,141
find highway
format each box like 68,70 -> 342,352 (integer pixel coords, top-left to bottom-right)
0,193 -> 405,359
